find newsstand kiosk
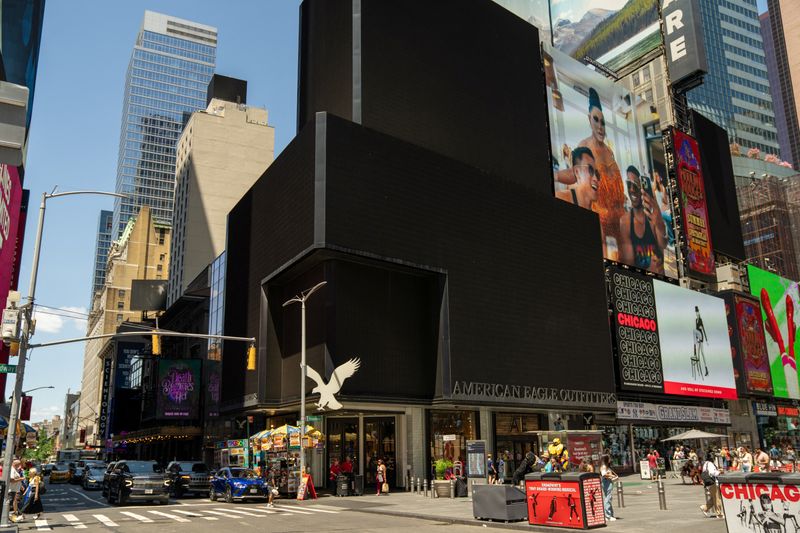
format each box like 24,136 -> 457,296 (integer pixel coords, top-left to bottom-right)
718,471 -> 800,532
525,472 -> 606,529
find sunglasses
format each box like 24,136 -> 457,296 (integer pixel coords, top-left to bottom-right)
592,115 -> 606,127
626,180 -> 641,191
576,164 -> 597,177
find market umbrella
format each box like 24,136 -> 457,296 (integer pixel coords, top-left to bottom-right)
662,429 -> 728,441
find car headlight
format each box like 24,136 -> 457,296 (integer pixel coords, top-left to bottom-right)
181,475 -> 190,480
233,482 -> 245,488
164,479 -> 171,486
124,479 -> 133,487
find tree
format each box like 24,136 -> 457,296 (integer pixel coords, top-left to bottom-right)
23,432 -> 55,463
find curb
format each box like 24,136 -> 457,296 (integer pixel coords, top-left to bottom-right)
348,505 -> 565,532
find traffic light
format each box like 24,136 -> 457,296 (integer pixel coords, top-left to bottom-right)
152,333 -> 161,356
247,343 -> 256,371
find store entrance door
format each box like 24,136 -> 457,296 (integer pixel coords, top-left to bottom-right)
364,417 -> 396,488
327,418 -> 359,488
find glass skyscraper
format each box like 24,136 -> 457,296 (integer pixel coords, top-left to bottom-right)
687,0 -> 779,156
112,11 -> 217,236
90,210 -> 113,303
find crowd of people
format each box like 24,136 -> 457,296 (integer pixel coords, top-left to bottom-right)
1,459 -> 44,523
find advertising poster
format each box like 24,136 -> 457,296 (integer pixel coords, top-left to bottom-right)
722,292 -> 773,396
582,477 -> 605,526
608,267 -> 664,392
545,44 -> 676,276
157,359 -> 201,419
492,0 -> 551,44
526,479 -> 584,527
670,129 -> 715,278
748,265 -> 800,399
550,0 -> 660,72
719,480 -> 800,533
115,342 -> 142,389
567,433 -> 603,466
653,280 -> 737,399
466,440 -> 487,479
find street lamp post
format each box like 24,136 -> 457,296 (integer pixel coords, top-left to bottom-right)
283,281 -> 326,486
0,190 -> 125,527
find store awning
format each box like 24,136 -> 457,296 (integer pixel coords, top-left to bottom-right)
662,429 -> 728,441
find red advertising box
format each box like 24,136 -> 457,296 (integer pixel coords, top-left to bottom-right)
525,472 -> 606,529
719,472 -> 800,533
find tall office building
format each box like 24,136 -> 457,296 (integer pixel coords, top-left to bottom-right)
762,0 -> 800,169
168,76 -> 274,306
687,0 -> 779,156
111,11 -> 217,237
90,210 -> 113,302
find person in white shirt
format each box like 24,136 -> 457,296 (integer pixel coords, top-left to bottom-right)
8,459 -> 23,519
700,453 -> 723,518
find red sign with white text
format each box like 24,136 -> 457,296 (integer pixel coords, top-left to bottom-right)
526,479 -> 584,528
582,477 -> 605,527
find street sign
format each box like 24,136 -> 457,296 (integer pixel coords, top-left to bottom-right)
0,364 -> 17,373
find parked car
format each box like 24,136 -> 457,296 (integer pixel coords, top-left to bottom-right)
209,467 -> 270,503
166,461 -> 211,498
101,462 -> 117,499
83,464 -> 107,490
106,460 -> 169,505
49,463 -> 72,484
70,460 -> 87,485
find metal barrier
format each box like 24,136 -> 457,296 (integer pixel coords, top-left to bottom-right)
657,479 -> 667,510
616,480 -> 625,508
449,479 -> 455,499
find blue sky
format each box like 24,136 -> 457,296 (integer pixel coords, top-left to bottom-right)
20,1 -> 300,422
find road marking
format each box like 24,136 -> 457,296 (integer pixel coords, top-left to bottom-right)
173,509 -> 218,521
274,506 -> 312,515
148,510 -> 191,523
93,514 -> 119,527
215,507 -> 262,517
243,507 -> 278,514
119,511 -> 153,523
35,519 -> 51,531
68,488 -> 110,506
313,504 -> 347,511
63,514 -> 87,529
204,510 -> 240,519
295,506 -> 340,513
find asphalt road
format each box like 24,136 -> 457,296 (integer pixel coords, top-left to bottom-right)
12,482 -> 487,532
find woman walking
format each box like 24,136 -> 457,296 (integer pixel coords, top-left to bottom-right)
23,467 -> 43,521
600,455 -> 617,521
700,452 -> 723,518
375,459 -> 388,496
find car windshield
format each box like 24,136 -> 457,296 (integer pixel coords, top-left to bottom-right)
176,463 -> 208,473
230,469 -> 257,479
89,467 -> 105,475
125,462 -> 160,474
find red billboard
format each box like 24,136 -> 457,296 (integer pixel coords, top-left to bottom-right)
723,292 -> 773,396
0,166 -> 24,399
526,479 -> 584,528
670,129 -> 715,278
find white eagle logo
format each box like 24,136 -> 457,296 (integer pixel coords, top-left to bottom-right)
305,358 -> 361,411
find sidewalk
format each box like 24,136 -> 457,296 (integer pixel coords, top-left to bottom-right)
312,475 -> 727,532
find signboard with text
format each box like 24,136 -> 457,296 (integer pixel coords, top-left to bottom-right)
466,440 -> 486,479
617,401 -> 730,424
525,478 -> 585,528
156,359 -> 200,420
722,292 -> 773,396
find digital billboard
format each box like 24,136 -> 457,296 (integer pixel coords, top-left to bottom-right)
670,128 -> 715,279
722,292 -> 773,396
653,279 -> 736,399
608,268 -> 664,392
550,0 -> 660,71
546,44 -> 676,276
748,265 -> 800,399
157,360 -> 201,420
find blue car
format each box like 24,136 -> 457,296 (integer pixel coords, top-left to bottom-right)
209,467 -> 269,502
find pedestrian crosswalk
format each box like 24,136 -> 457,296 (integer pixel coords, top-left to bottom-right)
30,504 -> 343,530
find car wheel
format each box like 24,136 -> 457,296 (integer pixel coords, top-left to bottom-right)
160,497 -> 169,505
108,489 -> 116,504
209,487 -> 217,501
174,485 -> 185,498
225,487 -> 234,504
116,490 -> 127,506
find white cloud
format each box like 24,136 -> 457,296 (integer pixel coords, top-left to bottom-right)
29,404 -> 61,424
32,306 -> 87,335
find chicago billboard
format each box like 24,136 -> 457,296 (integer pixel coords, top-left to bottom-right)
157,360 -> 201,420
722,292 -> 773,396
669,128 -> 714,279
653,279 -> 736,399
748,265 -> 800,399
546,44 -> 676,276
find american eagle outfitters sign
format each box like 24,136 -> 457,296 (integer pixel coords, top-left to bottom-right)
450,381 -> 616,410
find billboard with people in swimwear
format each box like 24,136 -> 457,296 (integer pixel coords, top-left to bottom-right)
544,44 -> 677,277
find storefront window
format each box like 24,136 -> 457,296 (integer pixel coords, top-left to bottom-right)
495,413 -> 541,476
429,410 -> 477,478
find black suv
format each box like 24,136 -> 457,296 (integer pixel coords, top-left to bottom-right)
106,460 -> 169,505
101,462 -> 117,499
166,461 -> 211,498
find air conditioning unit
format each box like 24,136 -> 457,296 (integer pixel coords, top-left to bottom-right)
716,263 -> 743,292
0,81 -> 29,167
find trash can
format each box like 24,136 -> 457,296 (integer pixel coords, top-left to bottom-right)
472,484 -> 528,522
718,471 -> 800,531
524,472 -> 606,529
352,474 -> 364,496
336,474 -> 350,497
455,476 -> 468,498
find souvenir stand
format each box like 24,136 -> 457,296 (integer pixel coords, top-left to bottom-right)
250,424 -> 324,495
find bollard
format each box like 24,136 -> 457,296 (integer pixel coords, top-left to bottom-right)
406,471 -> 411,492
449,479 -> 455,499
616,480 -> 625,508
417,477 -> 421,495
414,477 -> 418,494
412,477 -> 416,494
424,479 -> 429,498
657,479 -> 667,510
431,480 -> 436,499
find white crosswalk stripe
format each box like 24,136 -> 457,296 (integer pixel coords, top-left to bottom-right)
244,507 -> 278,514
35,518 -> 51,531
215,507 -> 263,517
274,506 -> 312,515
148,510 -> 191,522
295,506 -> 340,514
119,511 -> 153,523
93,514 -> 119,527
204,509 -> 241,519
173,509 -> 218,521
63,514 -> 87,529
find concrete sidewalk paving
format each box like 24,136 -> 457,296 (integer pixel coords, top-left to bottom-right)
313,475 -> 727,532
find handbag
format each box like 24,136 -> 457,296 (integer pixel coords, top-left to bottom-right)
381,482 -> 389,493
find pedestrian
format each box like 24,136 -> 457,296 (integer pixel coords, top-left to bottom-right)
7,459 -> 24,521
740,447 -> 753,473
579,458 -> 594,473
689,448 -> 699,463
700,452 -> 723,518
769,443 -> 782,470
496,454 -> 506,484
599,455 -> 617,521
487,454 -> 496,484
22,467 -> 43,521
647,449 -> 659,480
375,459 -> 387,496
756,447 -> 770,472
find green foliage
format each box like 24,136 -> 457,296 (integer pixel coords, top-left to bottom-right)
23,433 -> 54,463
573,0 -> 659,63
434,459 -> 453,480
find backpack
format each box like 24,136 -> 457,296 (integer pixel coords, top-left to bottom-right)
700,463 -> 715,486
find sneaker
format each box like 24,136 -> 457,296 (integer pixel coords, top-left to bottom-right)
606,516 -> 616,521
700,505 -> 710,518
268,503 -> 274,508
